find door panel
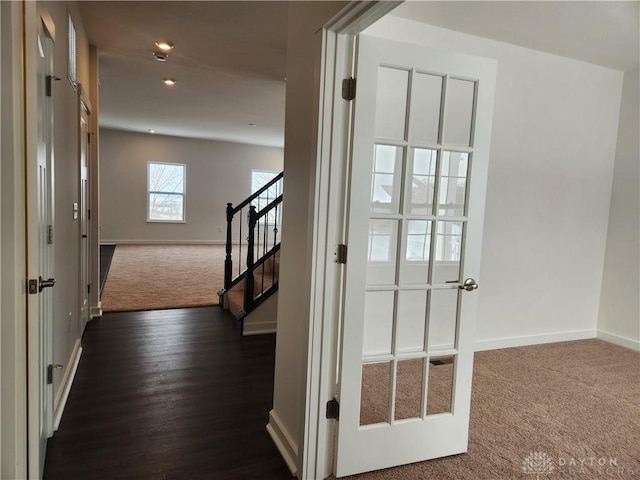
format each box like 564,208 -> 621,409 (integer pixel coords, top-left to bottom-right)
28,16 -> 55,478
79,107 -> 90,333
335,34 -> 496,477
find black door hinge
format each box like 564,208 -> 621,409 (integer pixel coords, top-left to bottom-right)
334,244 -> 347,264
47,364 -> 63,384
88,284 -> 91,294
88,209 -> 91,220
46,75 -> 60,97
342,77 -> 356,101
326,398 -> 340,420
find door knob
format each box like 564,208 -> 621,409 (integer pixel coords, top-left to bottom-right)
39,276 -> 56,292
459,278 -> 478,292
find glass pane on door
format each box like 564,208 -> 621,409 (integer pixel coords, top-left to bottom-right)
432,221 -> 463,285
426,356 -> 455,415
360,362 -> 391,426
395,358 -> 424,420
428,289 -> 459,351
363,290 -> 395,356
371,145 -> 404,214
443,78 -> 475,146
438,151 -> 469,217
407,148 -> 437,215
374,67 -> 409,140
396,290 -> 427,353
409,73 -> 443,144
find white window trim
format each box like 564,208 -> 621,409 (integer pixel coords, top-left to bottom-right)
147,161 -> 187,223
67,13 -> 77,90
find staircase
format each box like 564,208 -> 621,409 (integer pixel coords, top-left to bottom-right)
218,172 -> 282,335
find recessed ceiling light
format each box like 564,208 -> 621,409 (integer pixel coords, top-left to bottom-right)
155,41 -> 174,52
163,78 -> 177,86
249,123 -> 257,127
153,51 -> 169,62
148,129 -> 156,134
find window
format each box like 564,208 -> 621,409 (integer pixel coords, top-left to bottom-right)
68,15 -> 77,89
147,162 -> 186,222
251,170 -> 281,219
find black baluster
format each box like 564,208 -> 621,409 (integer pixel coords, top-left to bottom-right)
245,206 -> 257,312
224,203 -> 233,290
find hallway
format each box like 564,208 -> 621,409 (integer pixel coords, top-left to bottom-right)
43,307 -> 291,479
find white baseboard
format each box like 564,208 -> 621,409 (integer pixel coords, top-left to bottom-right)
100,239 -> 226,245
53,340 -> 83,431
90,302 -> 102,319
475,329 -> 597,352
242,321 -> 277,336
597,330 -> 640,351
267,410 -> 298,477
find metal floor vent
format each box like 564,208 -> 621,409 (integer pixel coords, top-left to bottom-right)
429,358 -> 454,366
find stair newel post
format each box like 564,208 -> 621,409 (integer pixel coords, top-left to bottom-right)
224,203 -> 234,291
245,205 -> 258,313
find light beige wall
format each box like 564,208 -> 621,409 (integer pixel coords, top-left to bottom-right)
269,1 -> 347,476
1,3 -> 28,477
99,128 -> 283,243
598,68 -> 640,350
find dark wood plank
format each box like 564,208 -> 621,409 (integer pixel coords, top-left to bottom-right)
43,307 -> 292,480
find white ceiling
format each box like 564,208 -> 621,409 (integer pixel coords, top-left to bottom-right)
79,1 -> 288,147
392,1 -> 639,72
80,1 -> 639,148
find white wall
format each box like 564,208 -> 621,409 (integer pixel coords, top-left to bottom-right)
365,17 -> 624,350
598,68 -> 640,350
99,128 -> 283,243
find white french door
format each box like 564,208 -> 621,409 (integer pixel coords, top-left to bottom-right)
335,34 -> 497,477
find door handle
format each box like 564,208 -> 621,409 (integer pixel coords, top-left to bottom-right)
39,276 -> 56,292
459,278 -> 478,292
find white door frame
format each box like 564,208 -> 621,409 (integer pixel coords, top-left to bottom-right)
0,2 -> 29,478
78,87 -> 91,334
302,3 -> 402,479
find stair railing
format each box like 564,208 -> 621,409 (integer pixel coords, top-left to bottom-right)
224,172 -> 283,295
244,195 -> 282,312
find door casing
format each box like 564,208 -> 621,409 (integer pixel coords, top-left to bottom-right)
302,4 -> 402,479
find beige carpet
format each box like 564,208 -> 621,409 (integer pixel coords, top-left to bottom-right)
339,339 -> 640,480
101,244 -> 231,312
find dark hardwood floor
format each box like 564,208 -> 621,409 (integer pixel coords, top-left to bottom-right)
43,307 -> 292,480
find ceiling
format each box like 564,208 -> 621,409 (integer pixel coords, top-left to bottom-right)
79,1 -> 288,147
392,1 -> 640,72
80,1 -> 639,148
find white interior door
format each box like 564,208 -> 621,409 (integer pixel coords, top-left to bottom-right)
28,16 -> 56,478
79,104 -> 90,333
335,34 -> 496,477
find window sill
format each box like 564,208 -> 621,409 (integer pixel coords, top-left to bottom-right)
146,220 -> 187,224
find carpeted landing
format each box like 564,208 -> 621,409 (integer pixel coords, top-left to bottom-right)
339,339 -> 640,480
